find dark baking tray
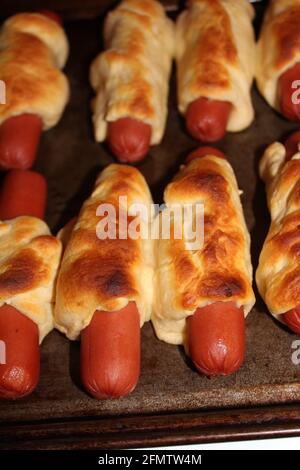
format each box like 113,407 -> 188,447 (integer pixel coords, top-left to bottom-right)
1,1 -> 300,449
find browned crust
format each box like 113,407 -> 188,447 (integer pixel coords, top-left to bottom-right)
273,6 -> 300,69
166,158 -> 250,310
189,0 -> 238,93
0,235 -> 59,297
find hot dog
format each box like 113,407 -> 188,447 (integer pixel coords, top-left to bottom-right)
107,118 -> 151,163
152,147 -> 254,377
186,149 -> 245,376
185,98 -> 232,143
0,170 -> 47,399
257,134 -> 300,337
55,164 -> 153,400
90,1 -> 173,163
280,131 -> 300,334
0,170 -> 47,221
279,63 -> 300,121
81,302 -> 140,399
0,11 -> 64,171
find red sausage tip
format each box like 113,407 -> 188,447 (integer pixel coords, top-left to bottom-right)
187,301 -> 245,377
81,302 -> 140,399
0,114 -> 42,171
185,98 -> 232,143
38,10 -> 62,25
186,146 -> 226,164
107,118 -> 151,163
0,170 -> 47,220
279,63 -> 300,121
283,307 -> 300,334
284,130 -> 300,161
0,305 -> 40,399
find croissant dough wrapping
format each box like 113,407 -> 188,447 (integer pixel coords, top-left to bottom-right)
55,164 -> 154,340
0,216 -> 62,343
0,13 -> 69,129
152,154 -> 255,346
256,0 -> 300,111
256,142 -> 300,320
176,0 -> 255,132
90,0 -> 174,145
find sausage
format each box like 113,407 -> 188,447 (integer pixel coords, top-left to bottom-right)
279,62 -> 300,121
283,308 -> 300,335
284,130 -> 300,161
0,114 -> 42,170
81,302 -> 140,399
107,118 -> 151,163
0,169 -> 47,399
186,146 -> 226,164
185,97 -> 232,143
0,170 -> 47,220
187,302 -> 245,376
0,305 -> 40,399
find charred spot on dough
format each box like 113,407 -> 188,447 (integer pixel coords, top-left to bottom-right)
200,274 -> 245,299
64,245 -> 138,302
102,270 -> 134,297
0,249 -> 44,294
274,7 -> 300,69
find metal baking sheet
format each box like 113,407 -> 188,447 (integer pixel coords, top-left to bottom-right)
1,1 -> 300,449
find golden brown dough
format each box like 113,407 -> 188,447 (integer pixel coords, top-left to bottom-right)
55,164 -> 154,340
0,216 -> 62,342
0,13 -> 69,129
152,152 -> 255,346
90,0 -> 174,145
256,142 -> 300,320
176,0 -> 255,132
256,0 -> 300,111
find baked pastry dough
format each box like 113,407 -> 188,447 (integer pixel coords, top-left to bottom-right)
152,153 -> 255,346
256,142 -> 300,320
176,0 -> 255,132
55,164 -> 154,340
256,0 -> 300,111
90,0 -> 174,145
0,13 -> 69,129
0,216 -> 62,343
